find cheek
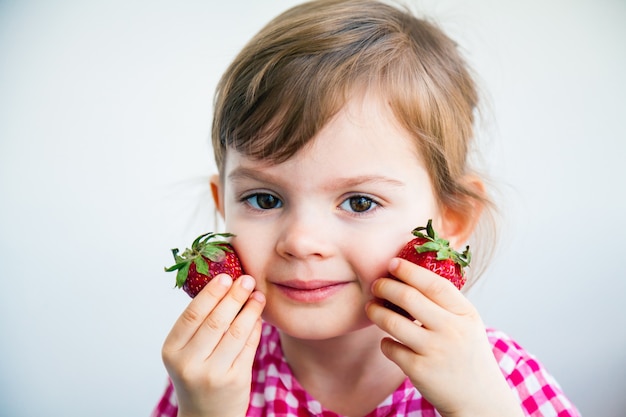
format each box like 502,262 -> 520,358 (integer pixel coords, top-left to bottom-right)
228,229 -> 269,277
346,238 -> 399,289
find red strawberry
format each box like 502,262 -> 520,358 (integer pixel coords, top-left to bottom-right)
385,219 -> 470,317
164,232 -> 243,298
397,219 -> 470,290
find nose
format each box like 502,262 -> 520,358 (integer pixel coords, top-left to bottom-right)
275,211 -> 334,260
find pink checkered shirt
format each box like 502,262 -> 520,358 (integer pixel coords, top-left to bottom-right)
151,323 -> 580,417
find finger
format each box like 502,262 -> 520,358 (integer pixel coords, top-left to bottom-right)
210,291 -> 266,370
237,316 -> 264,366
371,276 -> 444,330
185,275 -> 258,356
366,299 -> 430,351
163,274 -> 234,352
389,258 -> 472,315
380,336 -> 427,376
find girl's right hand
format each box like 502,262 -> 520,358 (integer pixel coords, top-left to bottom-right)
161,274 -> 266,417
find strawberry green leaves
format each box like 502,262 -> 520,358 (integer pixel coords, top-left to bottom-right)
164,232 -> 236,290
412,219 -> 470,268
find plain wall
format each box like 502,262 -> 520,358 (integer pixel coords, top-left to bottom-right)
1,0 -> 625,415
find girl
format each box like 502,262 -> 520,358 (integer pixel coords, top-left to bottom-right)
153,0 -> 580,416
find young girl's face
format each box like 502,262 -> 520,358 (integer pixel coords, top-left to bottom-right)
213,91 -> 441,340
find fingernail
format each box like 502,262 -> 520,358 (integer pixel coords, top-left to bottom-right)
251,291 -> 266,303
389,258 -> 400,271
218,274 -> 232,286
241,275 -> 255,291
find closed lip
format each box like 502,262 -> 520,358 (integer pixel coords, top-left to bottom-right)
275,280 -> 350,290
273,279 -> 352,303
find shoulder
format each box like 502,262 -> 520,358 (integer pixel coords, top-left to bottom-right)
485,328 -> 581,417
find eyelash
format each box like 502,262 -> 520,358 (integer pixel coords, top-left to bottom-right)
242,192 -> 283,211
339,194 -> 381,216
241,192 -> 381,216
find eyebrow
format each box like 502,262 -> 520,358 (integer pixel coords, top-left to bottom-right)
228,166 -> 406,191
228,167 -> 275,183
322,175 -> 405,191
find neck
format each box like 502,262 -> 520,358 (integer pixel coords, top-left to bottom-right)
279,324 -> 406,416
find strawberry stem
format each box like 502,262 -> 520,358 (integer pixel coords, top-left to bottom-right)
164,232 -> 236,288
412,219 -> 471,269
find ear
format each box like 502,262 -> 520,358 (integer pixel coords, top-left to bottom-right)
439,176 -> 486,249
209,174 -> 225,219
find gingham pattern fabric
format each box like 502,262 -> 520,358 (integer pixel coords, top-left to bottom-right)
151,323 -> 580,417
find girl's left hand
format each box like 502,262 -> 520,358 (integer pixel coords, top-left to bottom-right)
366,258 -> 524,417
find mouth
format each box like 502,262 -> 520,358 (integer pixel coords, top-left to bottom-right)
274,280 -> 351,303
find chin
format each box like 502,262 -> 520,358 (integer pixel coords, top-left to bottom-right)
263,307 -> 372,341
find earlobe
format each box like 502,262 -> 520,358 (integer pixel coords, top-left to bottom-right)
209,174 -> 225,218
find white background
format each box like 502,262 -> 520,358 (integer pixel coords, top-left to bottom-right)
1,0 -> 625,416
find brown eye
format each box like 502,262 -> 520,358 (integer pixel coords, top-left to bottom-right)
342,196 -> 376,213
246,193 -> 282,210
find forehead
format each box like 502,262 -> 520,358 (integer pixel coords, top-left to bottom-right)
223,91 -> 426,187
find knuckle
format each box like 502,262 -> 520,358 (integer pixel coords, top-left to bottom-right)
178,362 -> 203,384
162,353 -> 196,382
371,278 -> 385,296
204,311 -> 228,332
230,284 -> 253,304
227,322 -> 245,340
230,291 -> 249,305
180,307 -> 202,326
373,278 -> 397,299
161,346 -> 173,365
397,287 -> 420,308
379,310 -> 401,333
245,320 -> 263,346
424,277 -> 448,298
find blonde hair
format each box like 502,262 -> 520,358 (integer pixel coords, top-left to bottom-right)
211,0 -> 495,284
